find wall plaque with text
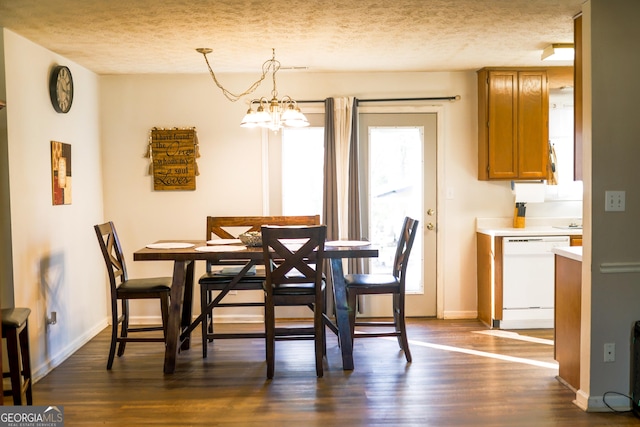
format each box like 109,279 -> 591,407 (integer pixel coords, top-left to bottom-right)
149,128 -> 198,191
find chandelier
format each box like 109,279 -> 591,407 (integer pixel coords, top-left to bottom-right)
196,48 -> 309,132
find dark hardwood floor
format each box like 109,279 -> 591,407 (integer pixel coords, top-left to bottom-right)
32,319 -> 639,426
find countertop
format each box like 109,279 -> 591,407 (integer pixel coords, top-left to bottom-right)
476,217 -> 583,237
552,246 -> 583,262
476,226 -> 583,237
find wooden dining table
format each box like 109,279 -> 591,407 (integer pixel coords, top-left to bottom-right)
133,240 -> 378,374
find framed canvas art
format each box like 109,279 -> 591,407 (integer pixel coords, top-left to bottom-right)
51,141 -> 72,205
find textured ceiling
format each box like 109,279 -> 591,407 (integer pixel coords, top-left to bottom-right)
0,0 -> 582,74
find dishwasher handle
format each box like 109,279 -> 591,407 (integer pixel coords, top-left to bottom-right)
504,236 -> 570,243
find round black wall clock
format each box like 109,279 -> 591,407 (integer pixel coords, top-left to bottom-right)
49,65 -> 74,113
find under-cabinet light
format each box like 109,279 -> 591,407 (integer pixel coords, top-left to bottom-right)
541,43 -> 574,61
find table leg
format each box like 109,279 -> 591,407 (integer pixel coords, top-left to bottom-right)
164,260 -> 188,374
330,257 -> 354,370
180,260 -> 195,351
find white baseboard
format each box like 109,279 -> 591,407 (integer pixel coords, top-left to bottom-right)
442,310 -> 477,320
128,315 -> 168,325
32,318 -> 108,383
210,314 -> 264,324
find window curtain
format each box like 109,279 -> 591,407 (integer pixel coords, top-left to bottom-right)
345,98 -> 363,275
324,97 -> 362,273
323,98 -> 338,315
322,97 -> 339,241
323,97 -> 364,313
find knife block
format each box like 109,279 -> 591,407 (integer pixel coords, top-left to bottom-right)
513,207 -> 525,228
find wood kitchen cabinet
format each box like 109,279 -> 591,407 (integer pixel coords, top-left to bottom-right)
477,68 -> 549,180
477,232 -> 503,327
570,235 -> 582,246
476,231 -> 581,329
554,252 -> 582,390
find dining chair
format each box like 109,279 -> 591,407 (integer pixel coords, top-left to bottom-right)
94,221 -> 172,370
261,224 -> 327,378
199,215 -> 320,358
344,216 -> 419,363
2,307 -> 33,405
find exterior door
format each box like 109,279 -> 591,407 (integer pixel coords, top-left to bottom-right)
359,112 -> 437,317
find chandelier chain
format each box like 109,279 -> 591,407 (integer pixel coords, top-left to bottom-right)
199,49 -> 279,102
197,48 -> 308,132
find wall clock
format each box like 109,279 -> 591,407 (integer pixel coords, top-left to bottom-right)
49,65 -> 74,113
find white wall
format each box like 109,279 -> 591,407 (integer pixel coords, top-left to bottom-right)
576,0 -> 640,412
3,30 -> 107,380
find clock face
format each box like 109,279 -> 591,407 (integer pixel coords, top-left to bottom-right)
49,66 -> 73,113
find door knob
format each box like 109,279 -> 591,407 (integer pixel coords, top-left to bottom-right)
427,209 -> 435,216
426,223 -> 435,230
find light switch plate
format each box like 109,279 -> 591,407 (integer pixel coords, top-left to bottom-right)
605,191 -> 625,212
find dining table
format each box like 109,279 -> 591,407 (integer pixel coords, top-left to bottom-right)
133,239 -> 378,374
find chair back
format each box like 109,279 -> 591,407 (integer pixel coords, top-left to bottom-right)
261,225 -> 327,295
94,221 -> 128,292
392,217 -> 420,286
205,216 -> 321,272
206,215 -> 321,240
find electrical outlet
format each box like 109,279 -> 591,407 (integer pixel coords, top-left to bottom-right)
605,191 -> 625,212
604,342 -> 615,362
46,311 -> 57,325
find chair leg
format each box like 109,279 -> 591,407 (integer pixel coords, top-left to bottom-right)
6,328 -> 22,405
200,286 -> 208,358
321,302 -> 327,356
206,290 -> 214,338
394,293 -> 412,363
18,323 -> 33,405
117,299 -> 129,357
393,294 -> 402,348
314,304 -> 324,378
265,298 -> 275,379
107,301 -> 119,370
160,293 -> 170,337
347,290 -> 358,339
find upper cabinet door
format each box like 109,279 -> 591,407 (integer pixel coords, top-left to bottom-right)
488,70 -> 519,179
518,71 -> 549,179
478,68 -> 549,181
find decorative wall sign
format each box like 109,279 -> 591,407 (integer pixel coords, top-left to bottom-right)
51,141 -> 72,205
146,127 -> 200,191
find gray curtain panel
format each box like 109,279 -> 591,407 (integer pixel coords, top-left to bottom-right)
322,97 -> 339,240
347,97 -> 364,275
323,97 -> 338,314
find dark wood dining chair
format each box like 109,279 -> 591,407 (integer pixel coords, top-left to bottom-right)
199,215 -> 320,358
344,216 -> 419,363
2,307 -> 33,405
261,224 -> 327,378
94,221 -> 172,370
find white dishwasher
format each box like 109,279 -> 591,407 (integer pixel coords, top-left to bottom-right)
501,235 -> 570,329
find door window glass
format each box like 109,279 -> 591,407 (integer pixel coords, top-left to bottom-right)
368,127 -> 424,293
281,127 -> 324,216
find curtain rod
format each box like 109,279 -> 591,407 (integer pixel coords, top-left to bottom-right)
296,95 -> 461,104
358,95 -> 460,103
